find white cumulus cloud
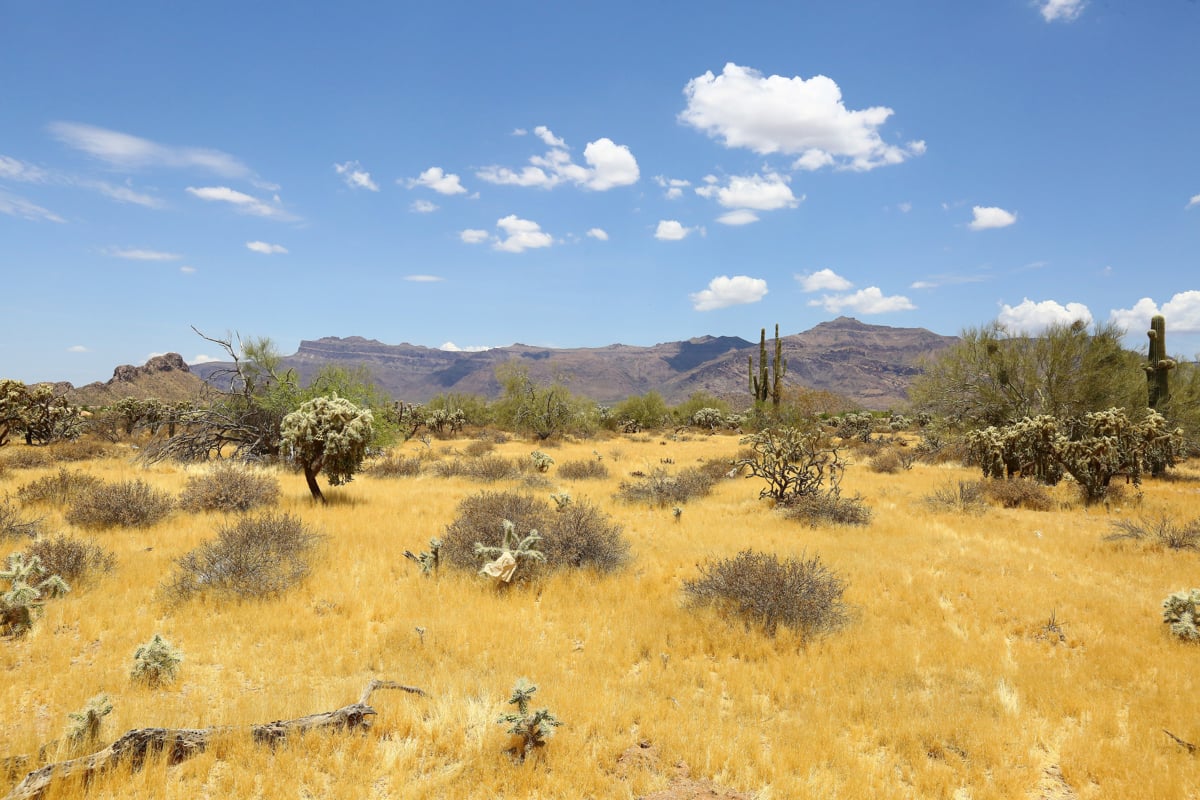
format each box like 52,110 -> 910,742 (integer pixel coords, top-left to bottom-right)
191,354 -> 219,364
798,268 -> 854,292
460,229 -> 489,244
654,220 -> 696,241
586,228 -> 609,241
187,186 -> 295,220
410,199 -> 439,213
334,161 -> 379,191
494,215 -> 553,253
998,298 -> 1092,332
1188,194 -> 1200,209
695,172 -> 801,211
246,241 -> 288,255
477,127 -> 639,191
968,205 -> 1017,230
1110,291 -> 1200,335
1040,0 -> 1085,22
440,342 -> 493,352
655,176 -> 691,200
679,63 -> 925,172
690,275 -> 768,311
407,167 -> 467,195
810,287 -> 915,314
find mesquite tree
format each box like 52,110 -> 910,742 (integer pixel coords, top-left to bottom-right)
281,394 -> 374,503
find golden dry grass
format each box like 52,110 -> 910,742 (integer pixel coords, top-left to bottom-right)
2,434 -> 1199,799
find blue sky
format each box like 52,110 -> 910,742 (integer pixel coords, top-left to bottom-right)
2,0 -> 1198,385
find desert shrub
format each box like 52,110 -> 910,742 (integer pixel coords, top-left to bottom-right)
367,454 -> 424,477
1,447 -> 53,470
683,549 -> 849,639
779,492 -> 872,527
25,534 -> 115,583
615,467 -> 716,507
163,512 -> 321,602
868,448 -> 909,474
0,496 -> 44,540
922,480 -> 988,514
557,459 -> 609,480
45,439 -> 118,463
130,634 -> 183,687
1162,589 -> 1200,641
548,500 -> 629,572
66,479 -> 174,529
1106,515 -> 1200,551
463,439 -> 495,457
696,457 -> 737,482
441,491 -> 628,576
981,478 -> 1056,511
17,468 -> 101,506
178,463 -> 280,513
433,456 -> 521,482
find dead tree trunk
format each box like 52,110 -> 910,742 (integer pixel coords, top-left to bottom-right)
3,680 -> 425,800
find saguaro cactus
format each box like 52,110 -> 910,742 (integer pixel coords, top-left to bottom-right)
748,324 -> 788,407
1144,314 -> 1175,410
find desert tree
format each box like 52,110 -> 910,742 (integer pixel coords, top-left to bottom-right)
20,384 -> 84,445
0,379 -> 29,447
281,393 -> 374,503
492,362 -> 585,440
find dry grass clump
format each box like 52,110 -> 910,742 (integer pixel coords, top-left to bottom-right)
16,468 -> 102,506
163,512 -> 321,602
683,549 -> 849,639
922,480 -> 988,514
177,463 -> 279,513
65,479 -> 174,529
367,453 -> 424,478
778,492 -> 871,526
868,448 -> 913,474
24,534 -> 116,583
463,439 -> 495,458
432,456 -> 521,482
440,490 -> 628,575
1106,515 -> 1200,551
980,477 -> 1056,511
557,459 -> 610,480
615,467 -> 716,507
0,496 -> 45,540
46,439 -> 119,463
1,447 -> 55,470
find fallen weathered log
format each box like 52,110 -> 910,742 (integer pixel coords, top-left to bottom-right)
3,679 -> 426,800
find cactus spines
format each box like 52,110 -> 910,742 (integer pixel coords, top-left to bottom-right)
749,324 -> 787,407
1144,314 -> 1175,410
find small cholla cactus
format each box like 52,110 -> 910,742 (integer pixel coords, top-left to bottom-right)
404,538 -> 442,576
550,493 -> 572,512
1163,589 -> 1200,642
476,520 -> 545,583
672,506 -> 683,522
497,678 -> 562,763
65,693 -> 113,748
1,552 -> 69,636
530,451 -> 555,473
131,633 -> 183,687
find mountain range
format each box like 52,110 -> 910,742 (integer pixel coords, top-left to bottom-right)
180,316 -> 957,410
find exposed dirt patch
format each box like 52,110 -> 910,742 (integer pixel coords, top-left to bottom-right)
615,741 -> 757,800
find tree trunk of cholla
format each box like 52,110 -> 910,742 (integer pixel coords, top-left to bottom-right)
303,463 -> 325,504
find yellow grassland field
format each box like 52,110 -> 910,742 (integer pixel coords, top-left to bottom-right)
2,433 -> 1199,799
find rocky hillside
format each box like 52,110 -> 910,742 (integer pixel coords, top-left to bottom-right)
66,353 -> 208,407
191,317 -> 957,410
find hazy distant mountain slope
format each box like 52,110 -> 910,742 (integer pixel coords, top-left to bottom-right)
191,318 -> 956,410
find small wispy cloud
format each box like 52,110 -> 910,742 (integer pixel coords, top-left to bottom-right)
1188,194 -> 1200,209
1039,0 -> 1085,23
246,241 -> 288,254
655,220 -> 698,241
0,190 -> 64,222
410,199 -> 439,213
405,275 -> 443,282
334,161 -> 379,191
477,126 -> 639,191
440,341 -> 493,352
586,228 -> 609,241
107,247 -> 181,261
66,345 -> 90,353
186,186 -> 296,220
50,121 -> 253,178
407,167 -> 467,195
180,265 -> 196,274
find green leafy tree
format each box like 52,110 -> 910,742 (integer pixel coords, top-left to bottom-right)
281,394 -> 375,503
909,320 -> 1143,429
610,391 -> 670,432
492,363 -> 583,440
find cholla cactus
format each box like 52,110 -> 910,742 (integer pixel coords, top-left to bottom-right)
65,693 -> 113,747
281,393 -> 375,503
530,451 -> 554,473
403,538 -> 442,576
549,493 -> 572,512
497,678 -> 562,763
476,520 -> 545,583
1163,589 -> 1200,642
1,552 -> 70,636
131,633 -> 183,687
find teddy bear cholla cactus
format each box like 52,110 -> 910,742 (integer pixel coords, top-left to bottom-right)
1,552 -> 69,636
1163,589 -> 1200,641
476,519 -> 544,583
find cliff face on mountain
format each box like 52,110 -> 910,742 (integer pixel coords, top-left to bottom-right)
190,317 -> 957,410
66,353 -> 207,406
